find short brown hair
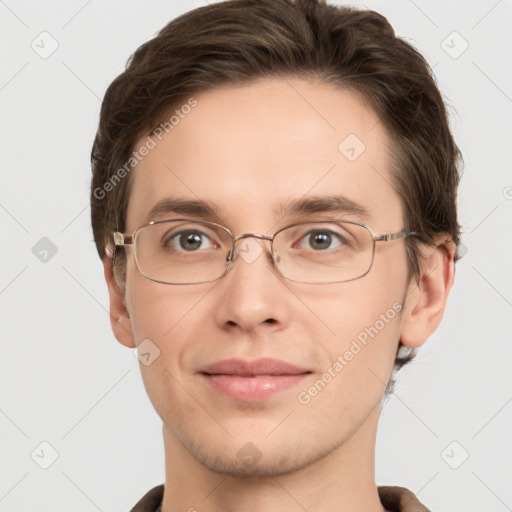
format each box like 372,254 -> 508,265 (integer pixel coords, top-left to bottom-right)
90,0 -> 462,383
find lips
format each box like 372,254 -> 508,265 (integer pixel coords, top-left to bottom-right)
198,358 -> 311,401
199,358 -> 310,376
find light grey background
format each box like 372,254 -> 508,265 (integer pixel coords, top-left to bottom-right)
1,1 -> 511,511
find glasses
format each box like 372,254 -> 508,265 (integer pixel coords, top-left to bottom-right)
113,218 -> 418,285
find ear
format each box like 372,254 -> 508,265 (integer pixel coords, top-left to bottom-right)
400,237 -> 456,348
103,255 -> 136,348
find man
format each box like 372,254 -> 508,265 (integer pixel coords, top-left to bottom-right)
90,1 -> 461,510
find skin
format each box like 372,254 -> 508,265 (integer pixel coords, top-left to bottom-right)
103,78 -> 455,512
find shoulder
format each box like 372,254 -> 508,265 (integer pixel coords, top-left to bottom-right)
378,485 -> 432,512
130,484 -> 164,512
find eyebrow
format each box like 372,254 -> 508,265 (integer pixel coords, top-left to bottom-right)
274,195 -> 369,221
144,197 -> 222,225
143,194 -> 370,226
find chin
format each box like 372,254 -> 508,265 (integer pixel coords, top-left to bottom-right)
178,427 -> 343,478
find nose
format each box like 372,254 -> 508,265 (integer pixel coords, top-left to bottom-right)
214,234 -> 291,333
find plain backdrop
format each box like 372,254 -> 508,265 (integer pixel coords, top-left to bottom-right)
1,1 -> 511,511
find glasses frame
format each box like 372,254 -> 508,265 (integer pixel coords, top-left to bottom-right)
112,218 -> 419,285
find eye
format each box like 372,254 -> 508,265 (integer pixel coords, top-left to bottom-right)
297,229 -> 346,251
164,229 -> 217,252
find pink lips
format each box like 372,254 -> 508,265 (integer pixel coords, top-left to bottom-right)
199,358 -> 311,401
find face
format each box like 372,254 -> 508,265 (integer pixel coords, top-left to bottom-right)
120,78 -> 412,476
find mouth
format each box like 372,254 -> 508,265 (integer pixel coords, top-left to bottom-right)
198,358 -> 312,401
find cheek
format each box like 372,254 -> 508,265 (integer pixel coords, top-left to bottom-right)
295,291 -> 402,429
124,274 -> 206,423
124,272 -> 218,400
304,259 -> 406,352
125,258 -> 213,343
299,250 -> 408,400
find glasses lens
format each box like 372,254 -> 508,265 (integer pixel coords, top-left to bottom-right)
273,221 -> 374,283
134,220 -> 232,284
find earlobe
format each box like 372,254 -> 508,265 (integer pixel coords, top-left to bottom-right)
103,256 -> 136,348
400,239 -> 456,348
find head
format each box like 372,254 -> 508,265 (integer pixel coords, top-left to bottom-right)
91,0 -> 461,477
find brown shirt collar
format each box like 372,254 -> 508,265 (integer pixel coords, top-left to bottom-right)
378,486 -> 431,512
130,484 -> 431,512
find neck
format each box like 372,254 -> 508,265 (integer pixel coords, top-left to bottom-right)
160,405 -> 387,512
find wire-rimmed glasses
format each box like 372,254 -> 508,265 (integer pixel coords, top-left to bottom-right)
112,218 -> 418,285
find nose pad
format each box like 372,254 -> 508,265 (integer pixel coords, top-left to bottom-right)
225,249 -> 234,265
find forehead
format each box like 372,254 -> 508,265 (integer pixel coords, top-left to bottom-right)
126,77 -> 402,232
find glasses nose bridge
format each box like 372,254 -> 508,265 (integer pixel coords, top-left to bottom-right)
230,232 -> 275,264
234,232 -> 273,245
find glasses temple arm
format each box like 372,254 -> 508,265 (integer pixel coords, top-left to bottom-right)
374,231 -> 419,242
